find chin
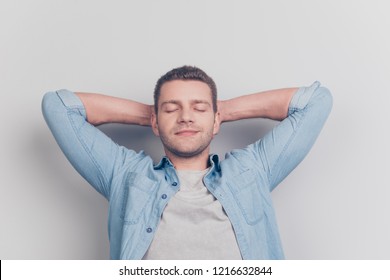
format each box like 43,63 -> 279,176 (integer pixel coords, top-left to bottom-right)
169,146 -> 208,158
174,150 -> 203,158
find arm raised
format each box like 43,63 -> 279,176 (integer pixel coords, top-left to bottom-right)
221,82 -> 333,191
42,90 -> 152,198
75,92 -> 153,126
218,87 -> 298,123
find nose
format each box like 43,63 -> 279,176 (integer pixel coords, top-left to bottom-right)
177,107 -> 194,124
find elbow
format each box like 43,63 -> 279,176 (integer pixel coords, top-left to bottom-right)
41,91 -> 58,121
314,86 -> 333,117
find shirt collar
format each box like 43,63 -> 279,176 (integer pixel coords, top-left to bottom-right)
209,154 -> 221,172
153,154 -> 221,172
153,156 -> 174,169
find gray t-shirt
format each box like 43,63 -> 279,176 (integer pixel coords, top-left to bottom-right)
143,168 -> 242,260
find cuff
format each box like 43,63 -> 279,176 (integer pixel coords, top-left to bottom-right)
56,89 -> 84,109
55,89 -> 86,118
288,81 -> 321,113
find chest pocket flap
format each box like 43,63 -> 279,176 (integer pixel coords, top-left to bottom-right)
227,169 -> 265,225
120,172 -> 157,224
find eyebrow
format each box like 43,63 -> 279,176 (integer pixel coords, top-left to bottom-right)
160,100 -> 179,107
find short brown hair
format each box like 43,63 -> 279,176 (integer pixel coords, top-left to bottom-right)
153,66 -> 217,113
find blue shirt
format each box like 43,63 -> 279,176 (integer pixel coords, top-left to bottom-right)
41,81 -> 332,259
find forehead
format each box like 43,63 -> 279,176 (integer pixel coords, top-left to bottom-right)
159,80 -> 212,104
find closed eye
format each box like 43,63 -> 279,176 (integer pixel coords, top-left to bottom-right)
194,104 -> 209,112
163,103 -> 179,113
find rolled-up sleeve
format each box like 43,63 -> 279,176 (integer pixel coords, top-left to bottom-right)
42,90 -> 136,199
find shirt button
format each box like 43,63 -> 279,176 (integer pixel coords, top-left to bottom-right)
161,194 -> 167,199
172,182 -> 178,186
146,227 -> 152,233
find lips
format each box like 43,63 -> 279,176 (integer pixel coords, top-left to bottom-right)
174,129 -> 199,136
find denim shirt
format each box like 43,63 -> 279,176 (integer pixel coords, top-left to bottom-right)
42,82 -> 332,259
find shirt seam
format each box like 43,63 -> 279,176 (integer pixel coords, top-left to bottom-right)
67,109 -> 110,197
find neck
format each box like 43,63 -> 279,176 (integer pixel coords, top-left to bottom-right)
165,149 -> 210,170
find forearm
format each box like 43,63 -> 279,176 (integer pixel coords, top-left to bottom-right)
219,87 -> 298,122
75,92 -> 152,126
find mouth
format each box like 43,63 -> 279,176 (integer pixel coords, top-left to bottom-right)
175,130 -> 200,136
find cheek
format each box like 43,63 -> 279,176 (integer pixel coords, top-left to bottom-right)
156,117 -> 174,133
202,117 -> 217,132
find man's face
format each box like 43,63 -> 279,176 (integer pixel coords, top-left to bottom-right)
151,80 -> 220,158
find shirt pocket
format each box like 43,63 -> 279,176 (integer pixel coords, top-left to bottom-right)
227,169 -> 264,225
120,172 -> 157,225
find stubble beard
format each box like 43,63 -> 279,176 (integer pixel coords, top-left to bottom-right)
159,128 -> 214,159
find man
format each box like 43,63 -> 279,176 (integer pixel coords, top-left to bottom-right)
42,66 -> 332,259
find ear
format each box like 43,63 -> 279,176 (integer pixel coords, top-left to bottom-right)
151,110 -> 160,136
213,111 -> 221,136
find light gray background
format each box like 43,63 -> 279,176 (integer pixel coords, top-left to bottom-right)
1,0 -> 389,259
